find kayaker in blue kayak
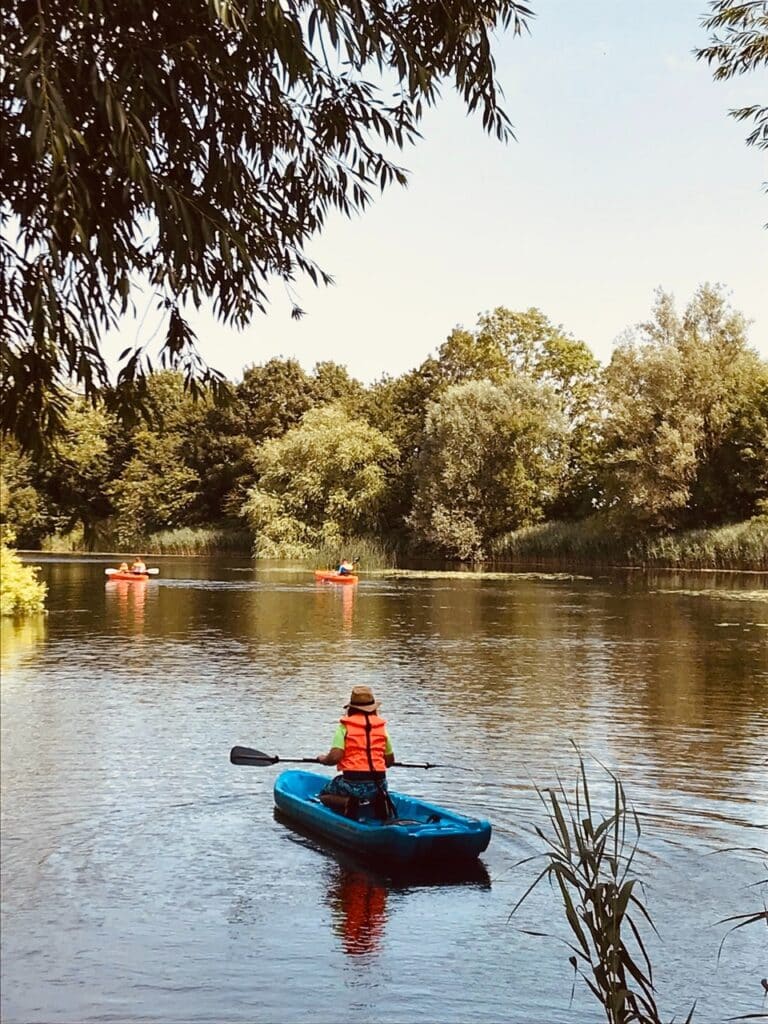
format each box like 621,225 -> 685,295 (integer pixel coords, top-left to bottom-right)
316,685 -> 395,817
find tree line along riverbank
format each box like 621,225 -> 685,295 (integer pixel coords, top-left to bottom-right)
2,287 -> 767,592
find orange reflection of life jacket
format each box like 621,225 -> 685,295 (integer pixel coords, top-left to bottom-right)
338,713 -> 388,774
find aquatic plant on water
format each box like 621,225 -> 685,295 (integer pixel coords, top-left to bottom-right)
511,752 -> 694,1024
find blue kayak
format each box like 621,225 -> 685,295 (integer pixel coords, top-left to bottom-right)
273,770 -> 491,870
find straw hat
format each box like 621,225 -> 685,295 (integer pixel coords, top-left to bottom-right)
345,685 -> 379,712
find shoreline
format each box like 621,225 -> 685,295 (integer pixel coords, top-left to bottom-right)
17,550 -> 768,576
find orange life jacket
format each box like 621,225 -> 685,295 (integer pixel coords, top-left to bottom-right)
338,713 -> 388,774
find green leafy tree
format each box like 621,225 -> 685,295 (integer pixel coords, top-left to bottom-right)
430,307 -> 603,519
409,377 -> 568,560
0,436 -> 47,546
600,285 -> 768,532
428,326 -> 511,387
2,0 -> 533,452
366,366 -> 441,538
110,431 -> 201,545
237,358 -> 315,443
108,372 -> 203,543
696,1 -> 768,157
242,404 -> 397,557
310,361 -> 368,418
38,399 -> 123,547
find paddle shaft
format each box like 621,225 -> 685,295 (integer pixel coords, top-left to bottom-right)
105,567 -> 159,575
230,746 -> 470,770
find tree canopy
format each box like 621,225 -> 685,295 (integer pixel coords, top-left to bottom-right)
409,377 -> 568,559
600,284 -> 768,531
2,0 -> 533,451
242,404 -> 397,557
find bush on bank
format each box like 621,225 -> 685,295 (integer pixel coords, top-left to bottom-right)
0,542 -> 47,616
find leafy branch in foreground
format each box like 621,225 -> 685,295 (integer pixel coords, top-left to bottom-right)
511,753 -> 694,1024
712,845 -> 768,1017
1,0 -> 533,452
696,0 -> 768,198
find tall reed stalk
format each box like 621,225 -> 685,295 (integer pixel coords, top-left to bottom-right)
511,753 -> 694,1024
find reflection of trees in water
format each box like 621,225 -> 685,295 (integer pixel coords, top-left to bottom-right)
327,867 -> 388,956
0,615 -> 47,674
105,578 -> 149,634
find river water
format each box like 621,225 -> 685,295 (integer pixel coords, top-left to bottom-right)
1,556 -> 766,1023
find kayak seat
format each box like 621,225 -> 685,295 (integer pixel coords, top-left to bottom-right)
319,792 -> 359,818
318,791 -> 399,823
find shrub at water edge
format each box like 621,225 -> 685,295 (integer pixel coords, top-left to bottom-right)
0,543 -> 47,616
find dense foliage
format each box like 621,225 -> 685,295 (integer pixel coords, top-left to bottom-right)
1,0 -> 532,452
0,540 -> 47,616
1,288 -> 766,562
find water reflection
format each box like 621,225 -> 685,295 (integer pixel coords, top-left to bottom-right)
327,867 -> 388,956
314,581 -> 356,634
3,557 -> 765,1023
0,615 -> 47,673
104,578 -> 151,634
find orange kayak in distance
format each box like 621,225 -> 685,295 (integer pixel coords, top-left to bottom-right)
314,570 -> 359,585
107,571 -> 150,582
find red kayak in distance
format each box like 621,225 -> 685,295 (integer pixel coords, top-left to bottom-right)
104,568 -> 158,582
314,570 -> 359,585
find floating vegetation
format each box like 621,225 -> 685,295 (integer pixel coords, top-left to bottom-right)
655,588 -> 768,603
376,568 -> 593,582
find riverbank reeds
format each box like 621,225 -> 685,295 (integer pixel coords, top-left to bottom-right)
492,516 -> 768,571
41,525 -> 253,555
511,753 -> 694,1024
139,527 -> 252,555
305,536 -> 399,571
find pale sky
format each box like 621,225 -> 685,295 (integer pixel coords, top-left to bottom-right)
106,0 -> 768,382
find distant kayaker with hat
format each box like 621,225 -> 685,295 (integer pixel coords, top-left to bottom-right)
316,686 -> 395,817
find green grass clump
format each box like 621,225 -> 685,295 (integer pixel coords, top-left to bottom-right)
0,543 -> 47,616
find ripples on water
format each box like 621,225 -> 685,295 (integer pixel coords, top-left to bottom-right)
1,558 -> 767,1023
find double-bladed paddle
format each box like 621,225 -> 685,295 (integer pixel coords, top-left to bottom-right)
105,567 -> 160,575
229,745 -> 472,770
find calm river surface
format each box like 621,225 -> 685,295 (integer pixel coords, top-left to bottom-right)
2,556 -> 767,1024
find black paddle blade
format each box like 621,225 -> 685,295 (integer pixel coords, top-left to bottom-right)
230,745 -> 278,766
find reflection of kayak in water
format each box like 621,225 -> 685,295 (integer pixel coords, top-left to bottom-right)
314,570 -> 358,585
274,770 -> 491,870
329,869 -> 388,956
